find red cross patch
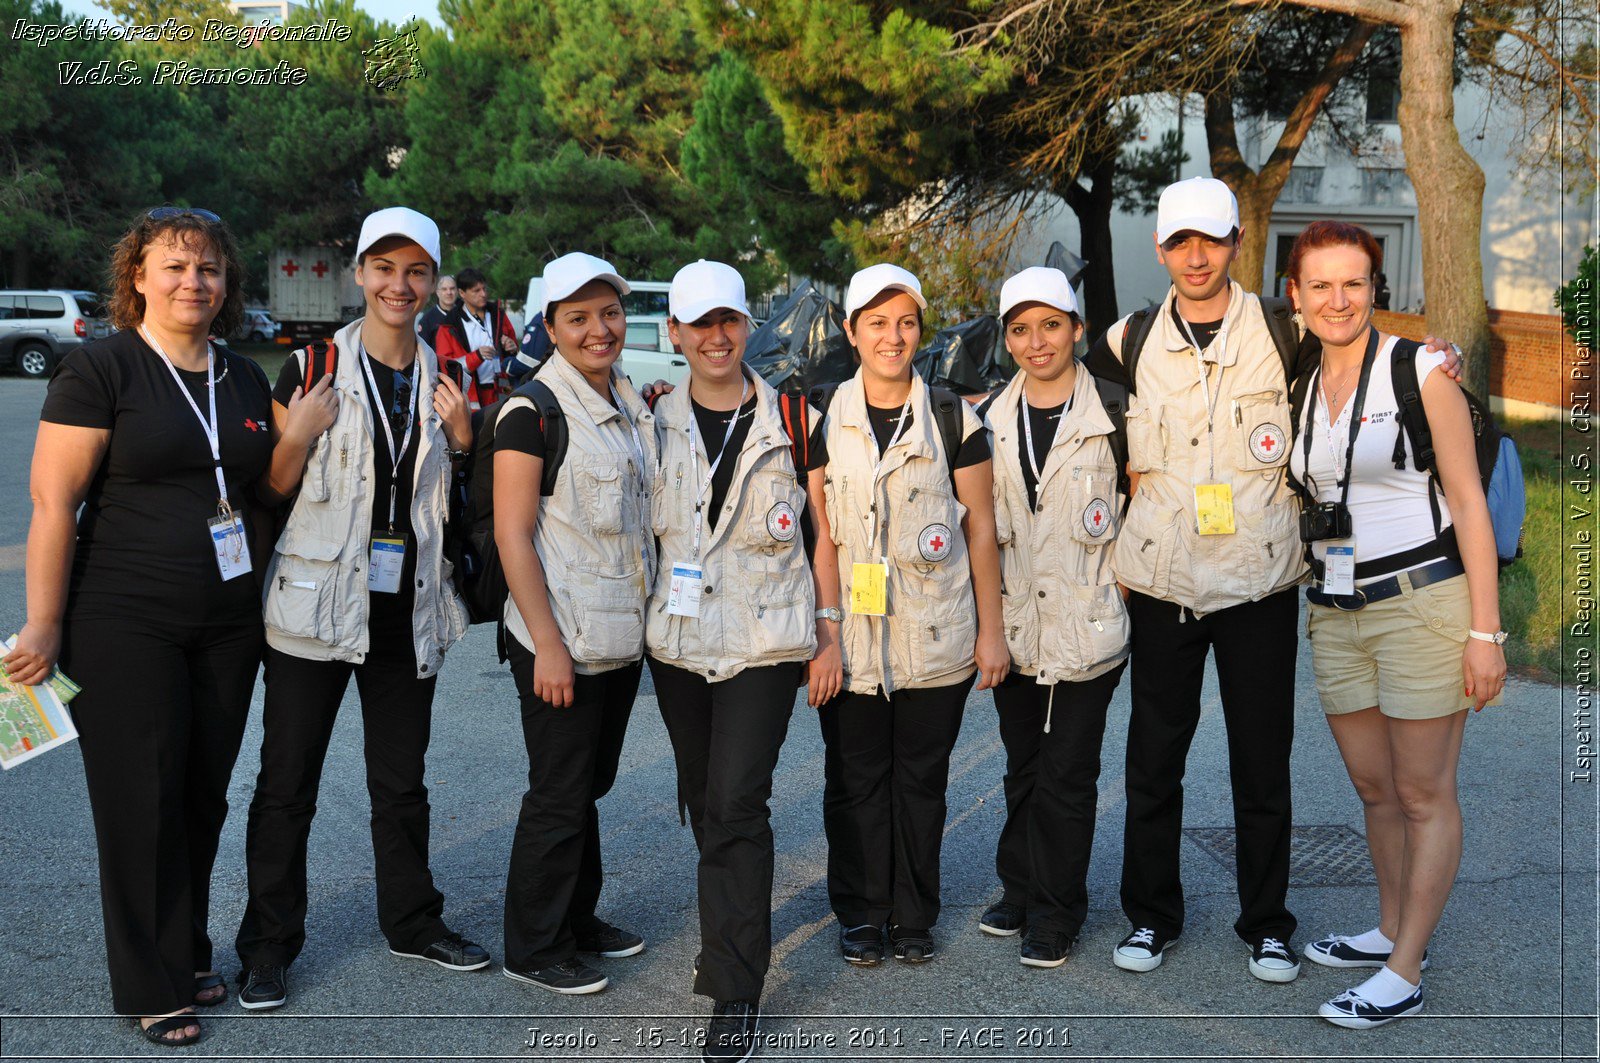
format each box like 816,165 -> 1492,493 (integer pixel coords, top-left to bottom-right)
1249,423 -> 1284,464
766,500 -> 798,543
918,523 -> 954,562
1082,497 -> 1112,537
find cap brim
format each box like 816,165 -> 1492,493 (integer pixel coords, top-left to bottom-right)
848,282 -> 928,316
358,230 -> 440,264
673,299 -> 753,324
1157,216 -> 1236,242
547,271 -> 632,309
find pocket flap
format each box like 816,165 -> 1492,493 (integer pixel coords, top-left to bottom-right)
278,530 -> 344,561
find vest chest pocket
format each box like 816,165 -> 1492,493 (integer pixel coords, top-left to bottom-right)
1067,465 -> 1121,548
822,473 -> 848,547
889,482 -> 963,570
737,471 -> 805,552
1125,399 -> 1166,473
302,436 -> 334,503
1233,390 -> 1291,471
577,459 -> 629,535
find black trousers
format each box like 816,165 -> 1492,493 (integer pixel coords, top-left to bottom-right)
236,638 -> 448,968
1120,588 -> 1299,944
504,642 -> 639,971
818,677 -> 973,930
991,664 -> 1126,936
63,614 -> 261,1015
648,657 -> 798,1002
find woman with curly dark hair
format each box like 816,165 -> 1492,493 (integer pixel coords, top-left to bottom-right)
2,207 -> 300,1048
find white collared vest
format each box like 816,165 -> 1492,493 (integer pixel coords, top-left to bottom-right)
263,318 -> 469,677
820,370 -> 983,694
646,370 -> 816,681
985,363 -> 1129,684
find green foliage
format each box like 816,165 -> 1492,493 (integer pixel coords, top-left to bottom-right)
1114,129 -> 1189,215
1555,244 -> 1597,349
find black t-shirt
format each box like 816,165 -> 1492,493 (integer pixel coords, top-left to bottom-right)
495,403 -> 548,460
806,404 -> 990,471
1017,397 -> 1070,511
273,352 -> 420,627
690,396 -> 757,531
41,329 -> 274,625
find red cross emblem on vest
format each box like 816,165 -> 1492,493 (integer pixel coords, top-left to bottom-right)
1250,423 -> 1285,465
766,501 -> 798,543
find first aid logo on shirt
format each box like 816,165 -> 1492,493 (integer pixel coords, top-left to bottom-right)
1082,498 -> 1112,537
1249,423 -> 1284,464
766,501 -> 798,542
918,523 -> 954,562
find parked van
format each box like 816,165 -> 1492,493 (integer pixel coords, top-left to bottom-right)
0,289 -> 111,378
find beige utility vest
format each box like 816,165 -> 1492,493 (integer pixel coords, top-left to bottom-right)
821,371 -> 982,694
502,353 -> 658,674
263,319 -> 469,677
646,371 -> 816,681
1108,283 -> 1306,614
986,362 -> 1130,684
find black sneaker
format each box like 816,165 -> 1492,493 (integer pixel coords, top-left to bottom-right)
574,918 -> 646,958
889,925 -> 935,964
390,930 -> 491,971
1248,936 -> 1300,983
238,964 -> 287,1011
839,924 -> 884,966
1319,983 -> 1425,1028
1113,927 -> 1178,972
979,901 -> 1026,937
1307,933 -> 1431,971
1019,928 -> 1076,969
503,958 -> 608,995
702,999 -> 760,1062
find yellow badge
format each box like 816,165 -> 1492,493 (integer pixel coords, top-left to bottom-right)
850,561 -> 889,616
1194,483 -> 1236,536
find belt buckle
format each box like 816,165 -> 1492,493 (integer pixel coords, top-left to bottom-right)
1332,588 -> 1368,612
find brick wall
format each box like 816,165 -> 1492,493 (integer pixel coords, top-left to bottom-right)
1372,308 -> 1584,411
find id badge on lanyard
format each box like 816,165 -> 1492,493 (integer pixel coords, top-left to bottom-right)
144,327 -> 253,581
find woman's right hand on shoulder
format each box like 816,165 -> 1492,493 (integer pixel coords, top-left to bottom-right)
283,373 -> 339,447
2,620 -> 62,688
533,641 -> 577,708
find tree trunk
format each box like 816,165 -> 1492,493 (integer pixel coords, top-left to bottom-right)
1062,153 -> 1120,334
1398,3 -> 1492,399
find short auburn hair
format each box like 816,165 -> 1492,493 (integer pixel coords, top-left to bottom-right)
107,210 -> 246,336
1285,220 -> 1383,284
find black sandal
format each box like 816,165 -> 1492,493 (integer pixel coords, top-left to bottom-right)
193,972 -> 227,1007
839,924 -> 884,967
134,1014 -> 202,1047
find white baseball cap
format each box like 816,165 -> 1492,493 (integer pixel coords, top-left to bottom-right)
844,263 -> 927,317
1155,177 -> 1239,243
357,207 -> 441,266
543,252 -> 631,315
999,266 -> 1080,321
670,260 -> 751,323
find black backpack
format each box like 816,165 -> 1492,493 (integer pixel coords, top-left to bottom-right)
445,377 -> 568,625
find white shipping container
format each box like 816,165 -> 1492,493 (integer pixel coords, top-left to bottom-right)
269,247 -> 361,324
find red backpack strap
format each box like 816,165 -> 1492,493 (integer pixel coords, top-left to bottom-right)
779,390 -> 809,476
302,340 -> 336,392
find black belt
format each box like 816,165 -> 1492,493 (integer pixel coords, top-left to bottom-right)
1307,526 -> 1458,583
1306,556 -> 1465,611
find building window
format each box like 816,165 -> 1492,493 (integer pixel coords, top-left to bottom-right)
1366,31 -> 1401,122
1361,168 -> 1410,206
1282,166 -> 1324,204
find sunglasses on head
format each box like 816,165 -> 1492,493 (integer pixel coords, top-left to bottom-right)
147,206 -> 222,223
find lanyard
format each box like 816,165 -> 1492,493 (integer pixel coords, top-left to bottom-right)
358,341 -> 419,533
609,381 -> 652,574
1176,315 -> 1229,480
1301,328 -> 1381,507
1021,383 -> 1070,504
866,387 -> 916,551
142,326 -> 230,512
687,375 -> 750,561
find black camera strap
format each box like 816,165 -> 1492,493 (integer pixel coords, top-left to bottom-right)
1301,327 -> 1381,511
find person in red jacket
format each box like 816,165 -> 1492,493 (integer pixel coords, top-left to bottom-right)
434,267 -> 517,408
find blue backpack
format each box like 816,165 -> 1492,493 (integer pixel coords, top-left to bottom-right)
1390,340 -> 1526,566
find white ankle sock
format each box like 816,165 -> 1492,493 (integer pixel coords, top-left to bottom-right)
1346,927 -> 1394,953
1355,966 -> 1420,1007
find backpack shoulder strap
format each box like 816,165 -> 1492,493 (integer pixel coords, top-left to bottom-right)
301,340 -> 336,393
808,382 -> 839,420
1090,371 -> 1132,502
519,380 -> 567,497
1259,295 -> 1299,390
974,391 -> 999,422
1119,308 -> 1157,393
929,387 -> 965,477
778,388 -> 810,479
1389,338 -> 1431,475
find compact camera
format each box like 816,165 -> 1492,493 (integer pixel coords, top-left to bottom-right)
1299,500 -> 1353,543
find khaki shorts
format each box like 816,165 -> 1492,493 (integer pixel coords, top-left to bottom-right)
1307,572 -> 1498,719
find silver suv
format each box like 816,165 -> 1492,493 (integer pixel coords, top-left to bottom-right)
0,289 -> 112,378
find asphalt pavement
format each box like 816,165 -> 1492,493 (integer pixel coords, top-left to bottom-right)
0,374 -> 1593,1062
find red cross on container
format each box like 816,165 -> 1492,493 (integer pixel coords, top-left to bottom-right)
280,260 -> 299,276
311,261 -> 329,278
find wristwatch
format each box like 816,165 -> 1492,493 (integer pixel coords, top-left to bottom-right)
815,607 -> 843,623
1468,629 -> 1508,645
